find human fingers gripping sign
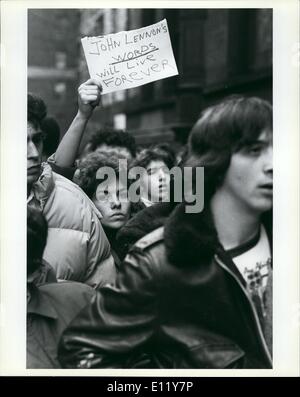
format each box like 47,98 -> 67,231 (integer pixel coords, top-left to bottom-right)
79,78 -> 103,105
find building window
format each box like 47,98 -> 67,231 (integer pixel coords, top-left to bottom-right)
161,9 -> 179,96
96,14 -> 104,35
113,113 -> 127,130
178,9 -> 206,86
55,52 -> 67,70
254,9 -> 272,70
228,9 -> 258,76
54,82 -> 66,100
140,9 -> 156,102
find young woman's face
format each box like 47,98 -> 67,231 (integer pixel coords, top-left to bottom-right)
93,178 -> 131,230
140,160 -> 171,203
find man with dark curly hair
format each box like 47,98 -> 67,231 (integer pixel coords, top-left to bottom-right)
84,127 -> 136,160
27,93 -> 47,191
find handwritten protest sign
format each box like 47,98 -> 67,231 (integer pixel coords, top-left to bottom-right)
81,19 -> 178,94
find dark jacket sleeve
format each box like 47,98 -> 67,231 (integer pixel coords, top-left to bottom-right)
57,248 -> 160,368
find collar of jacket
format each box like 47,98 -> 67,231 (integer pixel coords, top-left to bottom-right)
31,163 -> 55,210
164,202 -> 272,270
116,201 -> 175,259
27,283 -> 58,320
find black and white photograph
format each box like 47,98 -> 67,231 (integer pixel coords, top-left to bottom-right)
0,0 -> 299,377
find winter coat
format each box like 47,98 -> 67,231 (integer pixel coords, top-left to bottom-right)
28,163 -> 116,289
58,203 -> 272,369
116,202 -> 174,260
27,281 -> 96,368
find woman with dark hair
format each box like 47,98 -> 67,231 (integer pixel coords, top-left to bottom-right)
114,144 -> 177,258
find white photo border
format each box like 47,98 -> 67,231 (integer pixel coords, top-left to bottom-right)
0,0 -> 299,376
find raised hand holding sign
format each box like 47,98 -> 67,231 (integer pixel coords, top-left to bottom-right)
81,19 -> 178,94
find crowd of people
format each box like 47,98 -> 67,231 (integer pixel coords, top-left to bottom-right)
27,78 -> 273,369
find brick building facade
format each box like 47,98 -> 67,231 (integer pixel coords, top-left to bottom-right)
28,9 -> 80,134
79,8 -> 272,150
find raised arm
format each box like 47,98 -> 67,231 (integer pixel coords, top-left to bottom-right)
53,79 -> 102,168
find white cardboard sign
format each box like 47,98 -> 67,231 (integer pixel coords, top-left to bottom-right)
81,19 -> 178,94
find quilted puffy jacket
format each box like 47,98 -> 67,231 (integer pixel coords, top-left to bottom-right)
28,163 -> 116,289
